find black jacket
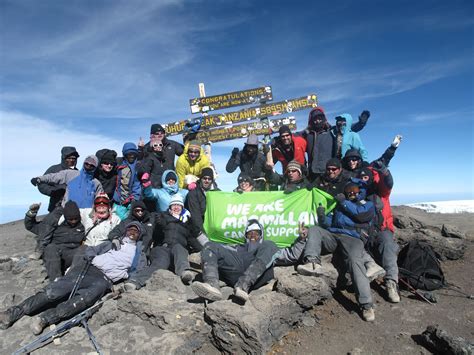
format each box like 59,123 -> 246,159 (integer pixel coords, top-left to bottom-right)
38,147 -> 79,212
266,171 -> 309,193
155,211 -> 201,252
226,150 -> 268,191
312,173 -> 348,197
185,181 -> 220,233
24,207 -> 85,250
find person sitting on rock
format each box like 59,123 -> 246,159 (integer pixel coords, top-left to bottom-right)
24,201 -> 85,281
123,194 -> 202,289
142,169 -> 188,212
296,182 -> 376,321
233,172 -> 256,193
176,141 -> 210,190
0,222 -> 141,335
226,134 -> 268,191
266,160 -> 309,193
31,155 -> 104,209
190,219 -> 308,303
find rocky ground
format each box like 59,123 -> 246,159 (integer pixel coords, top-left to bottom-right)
0,206 -> 473,354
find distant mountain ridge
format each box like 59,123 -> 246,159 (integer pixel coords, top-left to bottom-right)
407,200 -> 474,214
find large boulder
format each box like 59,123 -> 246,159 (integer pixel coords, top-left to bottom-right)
421,325 -> 474,355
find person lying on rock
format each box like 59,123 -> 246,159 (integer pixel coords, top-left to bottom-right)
191,219 -> 308,303
122,194 -> 203,290
24,201 -> 85,281
295,182 -> 377,322
0,222 -> 142,335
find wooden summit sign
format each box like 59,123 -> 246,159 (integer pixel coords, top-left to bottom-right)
191,117 -> 297,144
189,86 -> 273,114
163,94 -> 317,136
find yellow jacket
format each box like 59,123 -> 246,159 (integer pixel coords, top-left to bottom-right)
175,144 -> 210,188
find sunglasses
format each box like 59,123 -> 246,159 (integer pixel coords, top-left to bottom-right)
348,157 -> 361,162
84,162 -> 95,168
188,150 -> 200,155
201,177 -> 213,181
326,167 -> 340,172
133,208 -> 145,213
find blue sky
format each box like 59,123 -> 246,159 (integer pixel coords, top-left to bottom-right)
1,0 -> 473,222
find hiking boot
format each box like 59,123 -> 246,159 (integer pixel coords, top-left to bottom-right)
181,270 -> 194,285
31,316 -> 47,335
233,287 -> 249,302
385,280 -> 400,303
191,281 -> 223,301
361,307 -> 375,322
366,261 -> 386,282
296,261 -> 325,276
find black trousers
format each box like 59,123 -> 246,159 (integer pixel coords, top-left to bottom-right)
19,262 -> 112,325
43,244 -> 79,280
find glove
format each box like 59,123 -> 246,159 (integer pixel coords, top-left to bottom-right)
372,160 -> 388,175
231,147 -> 239,157
141,172 -> 151,188
358,110 -> 370,124
187,182 -> 197,190
298,222 -> 308,239
316,204 -> 326,224
391,134 -> 402,148
27,203 -> 41,217
335,193 -> 346,204
111,239 -> 121,251
30,177 -> 40,186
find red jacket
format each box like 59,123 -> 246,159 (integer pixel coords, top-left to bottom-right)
272,135 -> 307,171
369,168 -> 394,232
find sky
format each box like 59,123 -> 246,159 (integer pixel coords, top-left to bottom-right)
0,0 -> 473,223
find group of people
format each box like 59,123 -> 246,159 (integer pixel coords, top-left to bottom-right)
0,107 -> 403,336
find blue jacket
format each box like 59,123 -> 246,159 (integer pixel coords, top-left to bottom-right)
143,169 -> 188,212
327,195 -> 375,239
113,160 -> 141,205
332,113 -> 368,161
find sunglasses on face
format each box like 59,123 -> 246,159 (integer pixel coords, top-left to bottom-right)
188,150 -> 200,155
348,157 -> 361,162
84,162 -> 95,168
201,177 -> 212,181
102,162 -> 114,166
133,208 -> 145,213
326,167 -> 339,172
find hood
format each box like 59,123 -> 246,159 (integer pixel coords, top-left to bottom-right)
61,146 -> 79,163
338,113 -> 353,135
122,142 -> 138,156
161,169 -> 179,194
343,148 -> 362,162
130,200 -> 149,221
183,143 -> 205,163
307,107 -> 330,131
124,221 -> 143,239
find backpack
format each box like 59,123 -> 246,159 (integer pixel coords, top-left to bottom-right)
398,240 -> 445,291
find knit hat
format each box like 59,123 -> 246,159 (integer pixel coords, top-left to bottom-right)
238,173 -> 254,185
245,219 -> 263,236
150,124 -> 165,135
122,142 -> 138,155
63,201 -> 80,220
285,160 -> 303,175
278,125 -> 292,136
245,134 -> 258,146
94,193 -> 110,207
326,158 -> 342,169
358,167 -> 374,184
84,155 -> 99,168
165,171 -> 176,182
187,141 -> 201,151
169,194 -> 184,207
200,167 -> 214,180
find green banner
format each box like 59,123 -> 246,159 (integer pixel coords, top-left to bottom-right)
203,189 -> 336,248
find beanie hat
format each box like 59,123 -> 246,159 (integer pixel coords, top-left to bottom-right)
343,149 -> 362,161
62,146 -> 80,159
245,219 -> 263,236
200,167 -> 214,180
309,107 -> 326,120
98,149 -> 117,164
326,158 -> 342,169
165,171 -> 176,182
187,141 -> 201,151
131,200 -> 146,211
94,193 -> 110,207
238,173 -> 254,185
84,155 -> 99,168
150,124 -> 165,135
122,142 -> 138,156
285,160 -> 302,175
278,125 -> 292,136
245,134 -> 259,146
169,194 -> 184,207
63,201 -> 81,220
358,167 -> 374,184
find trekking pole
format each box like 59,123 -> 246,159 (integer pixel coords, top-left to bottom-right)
399,278 -> 434,305
68,259 -> 91,300
81,319 -> 103,355
445,282 -> 474,299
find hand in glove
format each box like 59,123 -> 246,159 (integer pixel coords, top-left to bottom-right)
335,193 -> 346,205
391,134 -> 402,148
358,110 -> 370,124
298,221 -> 309,239
316,204 -> 326,225
141,172 -> 151,188
30,177 -> 40,186
27,203 -> 41,217
231,147 -> 239,157
372,160 -> 388,175
111,239 -> 121,251
187,182 -> 197,190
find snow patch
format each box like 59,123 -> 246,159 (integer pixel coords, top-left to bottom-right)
407,200 -> 474,214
